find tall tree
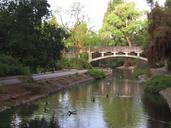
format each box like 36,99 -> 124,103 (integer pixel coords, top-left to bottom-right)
165,0 -> 171,8
65,23 -> 88,56
100,2 -> 142,46
147,2 -> 171,67
60,2 -> 90,57
0,0 -> 67,72
146,0 -> 154,10
106,0 -> 122,14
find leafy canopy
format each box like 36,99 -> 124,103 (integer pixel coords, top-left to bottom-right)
100,2 -> 146,46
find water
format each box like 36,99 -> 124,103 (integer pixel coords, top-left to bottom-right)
0,69 -> 171,128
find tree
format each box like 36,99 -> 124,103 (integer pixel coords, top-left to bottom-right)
165,0 -> 171,8
146,0 -> 154,10
0,0 -> 67,72
86,32 -> 103,47
69,2 -> 87,25
147,2 -> 171,67
65,23 -> 88,56
59,2 -> 91,57
100,2 -> 143,46
105,0 -> 122,14
37,23 -> 67,70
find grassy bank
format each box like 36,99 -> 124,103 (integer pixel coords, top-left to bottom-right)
131,61 -> 151,80
87,69 -> 106,79
144,75 -> 171,94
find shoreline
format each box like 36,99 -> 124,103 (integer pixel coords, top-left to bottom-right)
0,73 -> 94,113
137,67 -> 171,111
160,88 -> 171,111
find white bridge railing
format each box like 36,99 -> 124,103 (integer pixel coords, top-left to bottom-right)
82,46 -> 147,62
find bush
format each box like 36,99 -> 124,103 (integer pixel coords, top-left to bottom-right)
144,75 -> 171,94
88,69 -> 106,79
0,54 -> 30,76
0,54 -> 18,65
132,67 -> 151,79
80,52 -> 88,61
58,57 -> 92,69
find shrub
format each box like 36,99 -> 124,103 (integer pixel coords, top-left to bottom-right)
132,67 -> 151,79
80,52 -> 88,61
0,54 -> 30,76
59,57 -> 92,69
0,54 -> 18,65
88,69 -> 105,79
144,75 -> 171,94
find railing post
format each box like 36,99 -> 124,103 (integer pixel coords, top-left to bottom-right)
101,52 -> 105,57
137,53 -> 140,57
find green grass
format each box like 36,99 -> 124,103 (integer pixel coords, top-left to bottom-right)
132,66 -> 151,79
144,75 -> 171,94
88,69 -> 106,79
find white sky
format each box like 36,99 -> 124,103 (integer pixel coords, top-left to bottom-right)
48,0 -> 165,31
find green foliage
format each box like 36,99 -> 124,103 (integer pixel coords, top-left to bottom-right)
65,23 -> 88,56
144,75 -> 171,93
88,69 -> 106,79
58,57 -> 92,69
147,3 -> 171,65
0,54 -> 30,76
100,2 -> 145,46
80,52 -> 88,61
132,66 -> 151,79
85,32 -> 104,47
0,0 -> 67,73
165,0 -> 171,8
106,0 -> 122,13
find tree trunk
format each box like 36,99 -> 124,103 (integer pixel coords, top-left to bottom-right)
124,37 -> 133,68
126,37 -> 132,47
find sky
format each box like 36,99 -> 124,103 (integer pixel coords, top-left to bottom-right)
48,0 -> 166,31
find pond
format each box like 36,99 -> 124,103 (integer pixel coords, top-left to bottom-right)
0,69 -> 171,128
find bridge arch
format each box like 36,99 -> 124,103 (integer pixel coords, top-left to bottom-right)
82,46 -> 148,63
89,54 -> 148,63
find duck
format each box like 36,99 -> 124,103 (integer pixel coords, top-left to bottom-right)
44,107 -> 49,113
45,101 -> 48,105
106,94 -> 109,98
68,110 -> 77,116
91,97 -> 95,102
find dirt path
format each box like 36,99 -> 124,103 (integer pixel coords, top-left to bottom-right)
0,69 -> 87,86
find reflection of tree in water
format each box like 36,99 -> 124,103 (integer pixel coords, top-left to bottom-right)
16,104 -> 39,117
113,69 -> 133,80
101,97 -> 143,128
142,93 -> 171,128
19,115 -> 59,128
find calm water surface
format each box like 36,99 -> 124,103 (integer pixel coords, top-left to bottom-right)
0,69 -> 171,128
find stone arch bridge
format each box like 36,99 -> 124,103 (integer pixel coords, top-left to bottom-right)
82,46 -> 147,63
